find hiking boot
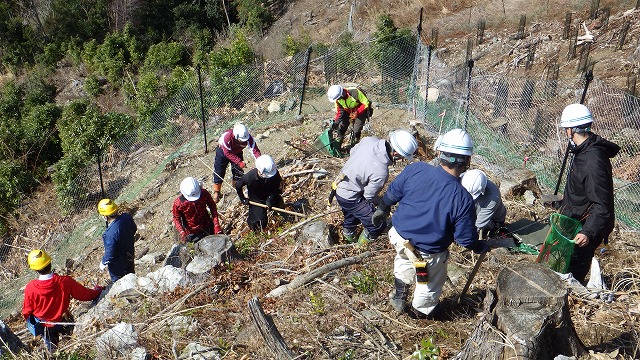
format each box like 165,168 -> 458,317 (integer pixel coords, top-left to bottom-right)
389,278 -> 410,313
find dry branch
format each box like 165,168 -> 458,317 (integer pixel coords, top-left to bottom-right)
267,251 -> 373,298
248,297 -> 296,359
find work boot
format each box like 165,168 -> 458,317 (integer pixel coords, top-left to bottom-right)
342,229 -> 357,243
212,183 -> 222,202
356,229 -> 371,248
389,278 -> 410,313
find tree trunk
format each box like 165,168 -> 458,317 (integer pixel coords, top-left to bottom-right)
456,262 -> 586,360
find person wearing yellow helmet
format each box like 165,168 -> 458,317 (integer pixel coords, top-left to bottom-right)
23,249 -> 104,352
98,198 -> 137,282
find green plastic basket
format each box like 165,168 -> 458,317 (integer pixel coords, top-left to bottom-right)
536,213 -> 582,273
313,128 -> 344,158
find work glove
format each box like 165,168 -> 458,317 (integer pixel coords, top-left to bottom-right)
371,207 -> 390,227
471,240 -> 490,254
99,262 -> 108,271
239,161 -> 246,169
239,197 -> 249,206
266,195 -> 275,210
94,285 -> 105,293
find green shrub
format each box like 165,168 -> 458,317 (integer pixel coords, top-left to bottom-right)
233,0 -> 273,34
84,74 -> 102,97
411,338 -> 441,359
21,103 -> 62,172
85,24 -> 143,86
348,269 -> 379,294
282,34 -> 311,57
309,291 -> 325,315
0,159 -> 37,214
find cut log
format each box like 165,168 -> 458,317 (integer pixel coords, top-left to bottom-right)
456,262 -> 586,360
248,297 -> 295,359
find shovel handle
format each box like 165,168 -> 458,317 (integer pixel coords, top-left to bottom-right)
458,250 -> 487,303
248,201 -> 306,218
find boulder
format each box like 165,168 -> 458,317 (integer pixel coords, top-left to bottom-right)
138,265 -> 188,293
299,219 -> 333,248
179,342 -> 221,360
499,169 -> 541,198
96,322 -> 139,359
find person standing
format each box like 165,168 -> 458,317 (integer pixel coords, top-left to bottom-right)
172,177 -> 222,243
98,198 -> 137,282
326,85 -> 372,146
235,155 -> 283,231
22,249 -> 104,352
372,128 -> 488,319
461,169 -> 507,238
334,130 -> 418,245
559,103 -> 620,284
212,123 -> 262,202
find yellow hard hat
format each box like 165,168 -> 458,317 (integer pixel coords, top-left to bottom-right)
97,198 -> 118,216
27,249 -> 51,271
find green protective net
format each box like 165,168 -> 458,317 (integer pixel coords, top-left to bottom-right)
536,213 -> 582,273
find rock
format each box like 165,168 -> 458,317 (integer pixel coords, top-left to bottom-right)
299,219 -> 333,248
499,169 -> 541,198
133,208 -> 154,221
96,322 -> 139,358
179,342 -> 222,360
524,190 -> 536,205
130,347 -> 148,360
167,315 -> 197,334
165,244 -> 190,268
136,251 -> 165,265
285,98 -> 297,111
268,100 -> 283,113
185,255 -> 217,274
109,273 -> 139,298
138,265 -> 188,293
196,235 -> 233,263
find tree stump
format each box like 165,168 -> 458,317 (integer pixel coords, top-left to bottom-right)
248,297 -> 296,359
456,262 -> 586,360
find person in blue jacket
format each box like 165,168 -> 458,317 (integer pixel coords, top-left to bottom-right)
97,199 -> 137,282
372,128 -> 489,319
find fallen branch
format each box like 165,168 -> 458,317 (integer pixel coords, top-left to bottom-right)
248,200 -> 306,217
248,297 -> 296,359
282,169 -> 328,178
267,251 -> 372,298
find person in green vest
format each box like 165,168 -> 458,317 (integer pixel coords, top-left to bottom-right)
327,85 -> 373,146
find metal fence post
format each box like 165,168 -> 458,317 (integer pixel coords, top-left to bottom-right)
196,64 -> 208,153
297,47 -> 312,116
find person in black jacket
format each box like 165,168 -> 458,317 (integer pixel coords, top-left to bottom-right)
235,155 -> 283,231
559,103 -> 620,284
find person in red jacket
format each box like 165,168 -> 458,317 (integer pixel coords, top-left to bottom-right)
173,177 -> 222,243
212,123 -> 261,202
22,249 -> 104,352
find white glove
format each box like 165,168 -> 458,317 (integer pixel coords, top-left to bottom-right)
99,262 -> 108,271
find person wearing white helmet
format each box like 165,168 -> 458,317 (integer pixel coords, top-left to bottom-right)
460,169 -> 507,238
558,103 -> 620,285
235,155 -> 284,231
172,177 -> 222,243
212,123 -> 262,202
372,128 -> 487,319
333,130 -> 418,246
326,84 -> 373,146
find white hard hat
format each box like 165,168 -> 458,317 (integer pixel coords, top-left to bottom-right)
180,177 -> 201,201
233,123 -> 250,142
435,128 -> 473,156
255,155 -> 277,178
560,103 -> 593,128
389,130 -> 418,161
327,85 -> 343,101
461,169 -> 487,200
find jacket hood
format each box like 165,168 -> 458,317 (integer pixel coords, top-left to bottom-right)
572,134 -> 620,158
371,138 -> 392,166
31,275 -> 58,296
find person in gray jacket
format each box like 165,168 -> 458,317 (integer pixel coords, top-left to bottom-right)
333,130 -> 418,245
461,169 -> 507,238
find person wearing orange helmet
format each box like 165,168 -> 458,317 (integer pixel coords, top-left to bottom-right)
22,249 -> 104,352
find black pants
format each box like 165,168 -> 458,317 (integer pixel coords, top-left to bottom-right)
247,195 -> 284,231
567,237 -> 603,284
213,146 -> 244,184
334,113 -> 368,142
